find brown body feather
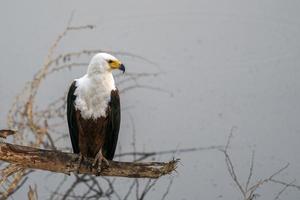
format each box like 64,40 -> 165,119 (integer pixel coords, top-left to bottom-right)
76,111 -> 109,157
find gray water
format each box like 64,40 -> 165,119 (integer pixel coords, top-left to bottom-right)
0,0 -> 300,199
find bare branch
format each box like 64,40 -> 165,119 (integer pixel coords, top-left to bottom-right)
0,141 -> 178,179
221,131 -> 300,200
247,163 -> 290,193
115,145 -> 222,161
161,177 -> 174,200
270,179 -> 300,191
0,130 -> 16,139
274,179 -> 296,200
245,151 -> 255,192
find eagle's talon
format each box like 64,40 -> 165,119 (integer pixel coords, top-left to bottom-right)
74,153 -> 83,174
92,149 -> 109,175
97,160 -> 102,175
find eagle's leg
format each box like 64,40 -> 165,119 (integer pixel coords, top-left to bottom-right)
74,153 -> 83,174
93,148 -> 109,174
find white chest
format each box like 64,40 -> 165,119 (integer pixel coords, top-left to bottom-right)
74,74 -> 116,119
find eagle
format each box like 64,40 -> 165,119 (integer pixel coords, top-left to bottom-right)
67,53 -> 125,170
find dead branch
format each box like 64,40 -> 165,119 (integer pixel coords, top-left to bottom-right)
221,130 -> 300,200
0,141 -> 178,179
0,130 -> 16,139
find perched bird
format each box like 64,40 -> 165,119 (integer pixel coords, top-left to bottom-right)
67,53 -> 125,170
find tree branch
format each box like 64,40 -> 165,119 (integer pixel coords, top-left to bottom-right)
0,142 -> 178,179
0,130 -> 16,139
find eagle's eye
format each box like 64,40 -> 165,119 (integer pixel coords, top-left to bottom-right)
108,60 -> 113,64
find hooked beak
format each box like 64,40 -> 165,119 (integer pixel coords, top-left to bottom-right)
119,64 -> 125,73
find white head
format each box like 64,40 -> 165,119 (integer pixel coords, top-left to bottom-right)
87,53 -> 125,76
75,53 -> 125,119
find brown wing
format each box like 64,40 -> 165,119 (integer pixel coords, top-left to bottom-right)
102,89 -> 121,160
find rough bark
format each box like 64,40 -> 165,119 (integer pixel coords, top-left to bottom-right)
0,142 -> 178,178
